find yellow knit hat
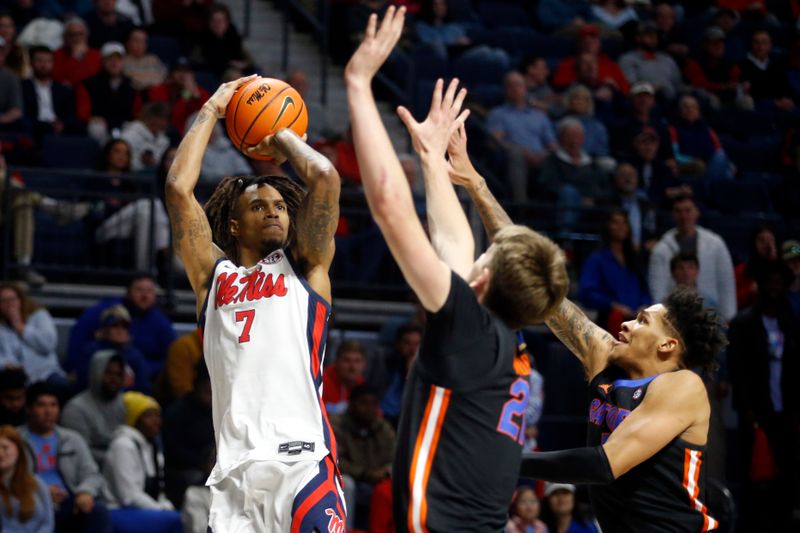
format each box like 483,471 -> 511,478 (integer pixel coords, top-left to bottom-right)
123,391 -> 160,427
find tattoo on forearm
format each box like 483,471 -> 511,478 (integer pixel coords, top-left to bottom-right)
472,179 -> 512,239
274,130 -> 336,181
185,108 -> 213,137
545,300 -> 615,360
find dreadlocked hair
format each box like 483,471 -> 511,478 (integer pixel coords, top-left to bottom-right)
204,175 -> 306,265
663,287 -> 728,375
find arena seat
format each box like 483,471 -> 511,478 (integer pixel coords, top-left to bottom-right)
709,180 -> 773,215
452,46 -> 509,87
147,35 -> 184,67
41,136 -> 100,169
476,1 -> 531,29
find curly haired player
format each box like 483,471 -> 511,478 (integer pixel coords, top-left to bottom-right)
448,125 -> 728,532
165,75 -> 345,533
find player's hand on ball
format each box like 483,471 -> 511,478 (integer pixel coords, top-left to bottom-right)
205,74 -> 259,118
244,129 -> 308,164
397,78 -> 469,158
345,6 -> 406,84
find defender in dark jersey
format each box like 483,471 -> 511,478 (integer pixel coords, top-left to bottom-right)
344,8 -> 569,531
449,129 -> 728,532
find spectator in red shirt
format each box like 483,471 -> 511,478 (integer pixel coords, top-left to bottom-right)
147,60 -> 209,134
53,18 -> 102,87
552,24 -> 629,94
684,26 -> 742,106
322,340 -> 366,415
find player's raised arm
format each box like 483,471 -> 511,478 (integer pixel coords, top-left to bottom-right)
396,78 -> 473,278
345,7 -> 455,312
246,129 -> 340,304
449,128 -> 615,378
520,370 -> 708,483
165,75 -> 258,310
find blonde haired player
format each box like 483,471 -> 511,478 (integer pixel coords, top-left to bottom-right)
165,76 -> 346,532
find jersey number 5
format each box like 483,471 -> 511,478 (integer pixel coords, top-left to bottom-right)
235,309 -> 255,343
496,377 -> 530,444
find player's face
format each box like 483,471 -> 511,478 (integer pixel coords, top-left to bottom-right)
232,185 -> 290,255
612,304 -> 677,365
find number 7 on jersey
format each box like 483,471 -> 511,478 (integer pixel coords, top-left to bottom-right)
235,309 -> 255,343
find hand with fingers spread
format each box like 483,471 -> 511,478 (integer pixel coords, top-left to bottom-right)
203,74 -> 260,118
397,78 -> 470,158
447,123 -> 481,189
345,6 -> 406,85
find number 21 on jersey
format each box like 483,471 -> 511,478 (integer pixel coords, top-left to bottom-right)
496,377 -> 530,444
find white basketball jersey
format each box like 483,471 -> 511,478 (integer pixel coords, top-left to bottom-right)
199,249 -> 334,485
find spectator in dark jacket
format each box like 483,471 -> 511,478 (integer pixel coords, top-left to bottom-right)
739,30 -> 795,112
85,0 -> 134,49
67,273 -> 176,380
19,382 -> 112,533
578,209 -> 650,334
729,262 -> 799,533
0,367 -> 27,427
61,351 -> 126,466
668,95 -> 734,182
684,26 -> 742,105
331,385 -> 395,531
611,81 -> 674,163
380,323 -> 422,426
627,126 -> 685,207
21,46 -> 80,144
163,361 -> 213,509
194,3 -> 251,77
603,163 -> 657,250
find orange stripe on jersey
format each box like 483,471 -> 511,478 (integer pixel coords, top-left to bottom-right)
682,449 -> 719,531
408,386 -> 451,533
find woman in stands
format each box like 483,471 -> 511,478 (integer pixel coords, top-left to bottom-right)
506,486 -> 548,533
541,483 -> 598,533
0,283 -> 70,394
735,223 -> 778,309
0,425 -> 54,533
578,209 -> 651,335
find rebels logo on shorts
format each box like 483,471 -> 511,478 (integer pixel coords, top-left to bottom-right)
325,508 -> 345,533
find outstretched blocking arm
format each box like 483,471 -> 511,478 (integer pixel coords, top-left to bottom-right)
165,75 -> 258,313
345,7 -> 452,312
521,370 -> 708,483
449,131 -> 615,378
397,79 -> 473,278
247,129 -> 340,304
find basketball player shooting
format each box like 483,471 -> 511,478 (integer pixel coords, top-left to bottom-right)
447,127 -> 728,532
345,8 -> 569,531
164,76 -> 346,532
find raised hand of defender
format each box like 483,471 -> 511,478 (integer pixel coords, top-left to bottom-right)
447,123 -> 480,188
204,74 -> 259,118
345,6 -> 406,84
397,78 -> 470,158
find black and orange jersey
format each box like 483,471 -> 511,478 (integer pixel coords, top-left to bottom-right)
587,367 -> 719,532
392,273 -> 529,533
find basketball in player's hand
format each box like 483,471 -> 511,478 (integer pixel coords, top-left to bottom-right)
225,77 -> 308,160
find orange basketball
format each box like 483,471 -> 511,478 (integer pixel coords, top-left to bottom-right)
225,77 -> 308,160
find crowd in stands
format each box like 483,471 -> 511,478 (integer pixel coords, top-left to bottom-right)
0,0 -> 797,532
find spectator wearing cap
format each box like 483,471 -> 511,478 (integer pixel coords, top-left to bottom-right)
85,0 -> 134,49
0,367 -> 27,426
602,163 -> 657,250
70,304 -> 151,393
18,382 -> 113,533
627,125 -> 684,207
0,282 -> 69,393
648,192 -> 737,320
668,94 -> 734,182
123,27 -> 167,91
536,0 -> 592,33
611,81 -> 675,164
684,26 -> 742,106
68,274 -> 175,382
331,384 -> 395,531
541,482 -> 598,533
618,22 -> 682,101
783,239 -> 800,318
76,41 -> 140,141
323,340 -> 367,416
537,117 -> 609,224
53,18 -> 102,87
21,46 -> 81,145
103,392 -> 183,533
162,361 -> 213,508
0,34 -> 25,134
120,101 -> 170,172
552,24 -> 629,94
147,59 -> 210,134
61,350 -> 126,466
487,70 -> 557,201
739,30 -> 795,113
728,261 -> 799,532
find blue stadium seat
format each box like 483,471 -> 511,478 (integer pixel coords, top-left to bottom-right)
709,180 -> 773,214
148,35 -> 183,67
477,1 -> 531,29
448,0 -> 479,23
41,136 -> 100,169
480,28 -> 571,64
452,46 -> 510,87
193,70 -> 220,94
720,135 -> 781,172
467,83 -> 505,108
409,45 -> 449,81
